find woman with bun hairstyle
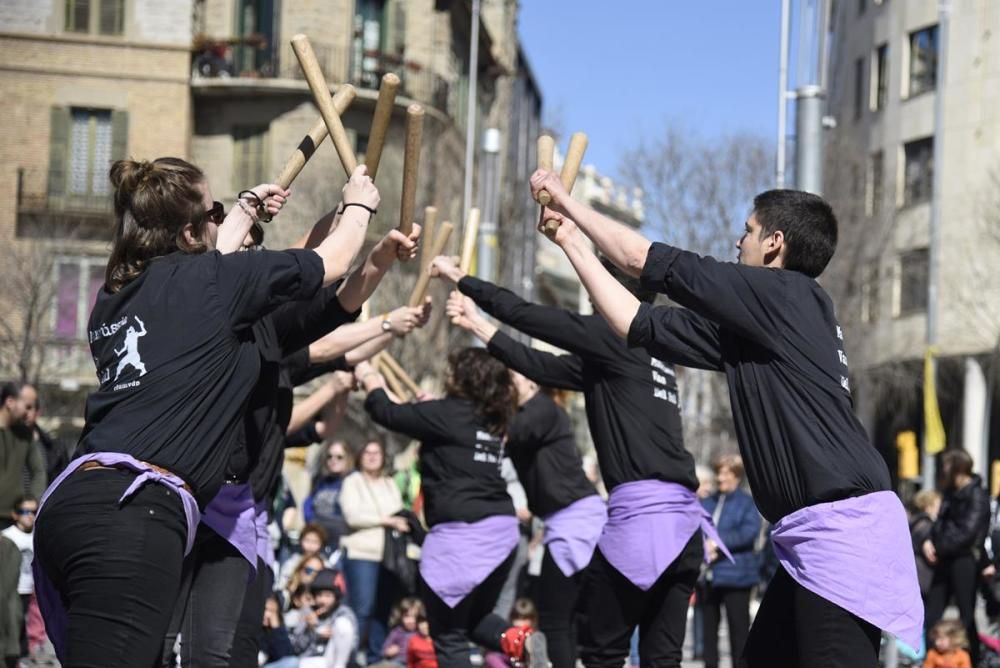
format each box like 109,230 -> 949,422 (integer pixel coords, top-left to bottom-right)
167,184 -> 424,665
355,348 -> 549,668
32,157 -> 378,667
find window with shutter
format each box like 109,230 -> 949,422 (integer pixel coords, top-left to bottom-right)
99,0 -> 125,35
65,0 -> 91,33
48,107 -> 71,197
68,109 -> 113,201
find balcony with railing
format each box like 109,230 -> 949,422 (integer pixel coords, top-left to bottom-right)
15,167 -> 114,240
190,36 -> 456,118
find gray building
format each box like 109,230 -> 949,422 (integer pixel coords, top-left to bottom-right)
823,0 -> 1000,484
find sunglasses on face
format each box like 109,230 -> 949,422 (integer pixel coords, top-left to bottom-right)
204,201 -> 225,225
303,566 -> 319,576
16,508 -> 36,516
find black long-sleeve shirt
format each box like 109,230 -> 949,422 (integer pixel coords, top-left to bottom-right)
459,276 -> 697,492
507,392 -> 597,517
628,242 -> 891,522
78,249 -> 323,507
242,287 -> 358,503
364,389 -> 515,527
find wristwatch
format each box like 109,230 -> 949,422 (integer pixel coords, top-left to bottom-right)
380,314 -> 393,333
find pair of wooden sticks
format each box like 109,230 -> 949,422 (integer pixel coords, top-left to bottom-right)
280,34 -> 423,237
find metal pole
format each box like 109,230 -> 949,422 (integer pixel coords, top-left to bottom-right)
776,0 -> 791,188
817,0 -> 830,90
479,128 -> 501,283
923,0 -> 950,489
794,85 -> 825,194
462,0 -> 481,224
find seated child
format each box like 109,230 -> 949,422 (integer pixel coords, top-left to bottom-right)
406,615 -> 437,668
291,569 -> 359,668
381,597 -> 425,666
924,619 -> 972,668
484,599 -> 538,668
260,593 -> 299,668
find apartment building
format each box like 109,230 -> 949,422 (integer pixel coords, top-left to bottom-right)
823,0 -> 1000,478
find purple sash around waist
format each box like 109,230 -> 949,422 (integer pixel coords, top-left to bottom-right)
543,494 -> 607,577
201,482 -> 259,574
772,490 -> 923,648
419,515 -> 520,607
33,452 -> 200,661
255,501 -> 274,568
598,480 -> 731,590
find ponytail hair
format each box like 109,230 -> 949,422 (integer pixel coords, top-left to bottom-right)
105,157 -> 209,292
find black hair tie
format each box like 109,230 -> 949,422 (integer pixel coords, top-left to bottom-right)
238,190 -> 272,223
341,202 -> 377,217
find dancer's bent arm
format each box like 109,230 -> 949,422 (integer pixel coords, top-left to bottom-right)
529,169 -> 652,278
431,255 -> 617,362
446,292 -> 585,390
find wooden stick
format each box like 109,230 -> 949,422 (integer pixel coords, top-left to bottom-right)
543,132 -> 588,233
364,73 -> 400,180
420,205 -> 438,274
408,221 -> 454,307
380,352 -> 421,397
275,85 -> 356,190
377,355 -> 410,401
535,135 -> 555,206
290,34 -> 358,176
459,207 -> 480,274
399,104 -> 425,235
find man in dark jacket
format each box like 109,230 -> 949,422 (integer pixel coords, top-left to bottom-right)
923,449 -> 990,664
700,454 -> 760,668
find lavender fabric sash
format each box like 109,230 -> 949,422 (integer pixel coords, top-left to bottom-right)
419,515 -> 520,607
33,452 -> 200,661
543,494 -> 607,577
772,490 -> 923,648
255,501 -> 275,568
201,482 -> 259,574
598,480 -> 732,590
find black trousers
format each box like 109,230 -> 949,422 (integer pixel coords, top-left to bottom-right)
702,585 -> 751,668
162,524 -> 251,668
740,566 -> 880,667
420,550 -> 516,668
924,554 -> 980,665
34,468 -> 187,668
535,549 -> 584,668
228,556 -> 272,668
577,533 -> 702,668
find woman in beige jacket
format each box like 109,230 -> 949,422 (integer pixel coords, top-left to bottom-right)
339,439 -> 407,663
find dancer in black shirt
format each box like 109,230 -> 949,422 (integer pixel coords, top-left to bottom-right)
168,211 -> 428,666
33,157 -> 376,666
355,349 -> 548,668
530,170 -> 922,667
446,294 -> 603,668
433,256 -> 724,668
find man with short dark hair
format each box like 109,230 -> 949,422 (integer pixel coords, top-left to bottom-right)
17,384 -> 72,484
530,169 -> 921,667
0,382 -> 44,526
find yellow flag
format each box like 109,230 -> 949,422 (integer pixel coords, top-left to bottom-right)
924,348 -> 946,455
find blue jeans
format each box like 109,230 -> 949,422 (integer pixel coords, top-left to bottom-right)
343,557 -> 394,661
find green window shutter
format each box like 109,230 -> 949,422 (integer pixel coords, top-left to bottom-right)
99,0 -> 124,35
48,106 -> 71,196
111,109 -> 128,162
